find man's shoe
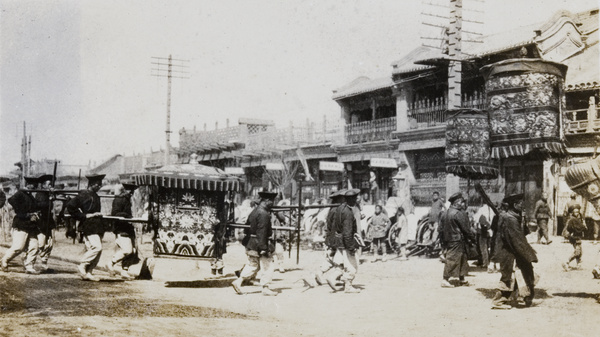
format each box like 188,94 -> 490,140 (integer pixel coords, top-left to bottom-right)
344,283 -> 361,293
326,277 -> 343,292
77,264 -> 88,278
120,271 -> 135,280
491,304 -> 512,310
262,287 -> 278,296
592,267 -> 600,279
302,276 -> 317,288
562,263 -> 570,272
441,279 -> 454,288
314,272 -> 325,285
524,296 -> 533,307
85,273 -> 100,282
25,267 -> 40,275
459,280 -> 470,286
231,279 -> 243,295
107,263 -> 118,277
546,240 -> 552,244
1,260 -> 8,272
40,262 -> 49,273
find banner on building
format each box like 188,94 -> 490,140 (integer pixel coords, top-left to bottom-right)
319,161 -> 344,172
224,167 -> 245,175
370,158 -> 398,168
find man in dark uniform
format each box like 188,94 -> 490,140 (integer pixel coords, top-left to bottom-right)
491,193 -> 538,309
330,188 -> 361,293
1,176 -> 42,274
533,194 -> 552,244
33,174 -> 56,273
302,189 -> 346,288
108,183 -> 137,280
67,174 -> 105,281
232,191 -> 278,296
439,192 -> 475,288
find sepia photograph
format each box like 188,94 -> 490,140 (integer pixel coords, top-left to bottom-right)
0,0 -> 599,336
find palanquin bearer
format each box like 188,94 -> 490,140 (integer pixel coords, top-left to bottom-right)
330,189 -> 362,293
302,189 -> 346,289
33,174 -> 57,273
67,174 -> 105,281
108,183 -> 137,280
1,176 -> 42,274
232,191 -> 278,296
491,193 -> 538,310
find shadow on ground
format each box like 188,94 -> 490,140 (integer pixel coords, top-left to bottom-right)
476,288 -> 553,300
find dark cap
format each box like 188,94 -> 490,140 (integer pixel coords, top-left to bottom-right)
448,192 -> 464,203
258,191 -> 277,201
502,193 -> 523,205
24,176 -> 39,186
345,189 -> 360,197
329,189 -> 347,199
122,183 -> 138,192
568,204 -> 582,213
38,174 -> 54,184
85,174 -> 105,186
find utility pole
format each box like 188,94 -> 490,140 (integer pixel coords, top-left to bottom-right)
20,122 -> 27,186
151,55 -> 190,166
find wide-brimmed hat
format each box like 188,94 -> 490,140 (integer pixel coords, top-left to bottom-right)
502,193 -> 523,205
448,192 -> 464,203
258,191 -> 278,201
345,189 -> 360,197
85,174 -> 105,186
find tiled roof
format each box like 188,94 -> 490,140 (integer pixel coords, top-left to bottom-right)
391,45 -> 446,75
563,41 -> 600,91
332,76 -> 393,100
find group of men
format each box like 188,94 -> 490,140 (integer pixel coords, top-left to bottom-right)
232,188 -> 363,295
438,192 -> 538,309
1,174 -> 139,281
1,175 -> 55,274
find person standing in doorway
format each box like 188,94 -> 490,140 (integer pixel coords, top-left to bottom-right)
533,194 -> 552,244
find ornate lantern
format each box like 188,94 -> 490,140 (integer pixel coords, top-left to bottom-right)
481,59 -> 568,159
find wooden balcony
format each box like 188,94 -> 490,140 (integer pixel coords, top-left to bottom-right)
565,107 -> 600,134
344,117 -> 397,144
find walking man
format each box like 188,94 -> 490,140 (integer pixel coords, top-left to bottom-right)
108,183 -> 137,280
67,174 -> 106,281
491,193 -> 538,309
1,176 -> 41,274
439,192 -> 475,288
33,174 -> 56,273
329,189 -> 361,293
232,191 -> 278,296
533,194 -> 552,244
303,189 -> 346,288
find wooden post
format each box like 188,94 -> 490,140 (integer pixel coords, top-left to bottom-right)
296,173 -> 305,264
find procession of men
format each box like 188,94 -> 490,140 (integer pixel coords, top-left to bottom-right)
1,174 -> 599,313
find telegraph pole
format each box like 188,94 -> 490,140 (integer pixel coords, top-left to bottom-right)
151,55 -> 190,166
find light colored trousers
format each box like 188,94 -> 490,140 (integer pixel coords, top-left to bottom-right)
36,231 -> 53,264
112,234 -> 133,264
82,234 -> 103,272
2,229 -> 38,268
239,251 -> 274,287
337,248 -> 358,281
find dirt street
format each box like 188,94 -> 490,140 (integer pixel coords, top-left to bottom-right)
1,230 -> 599,337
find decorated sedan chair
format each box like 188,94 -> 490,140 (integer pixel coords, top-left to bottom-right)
132,160 -> 242,280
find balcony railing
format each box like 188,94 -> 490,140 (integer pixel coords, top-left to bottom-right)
345,117 -> 397,144
408,97 -> 447,128
565,107 -> 600,134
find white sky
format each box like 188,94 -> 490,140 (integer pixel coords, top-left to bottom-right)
0,0 -> 598,175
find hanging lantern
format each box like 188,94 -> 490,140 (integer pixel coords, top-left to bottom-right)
565,156 -> 600,215
481,59 -> 568,159
445,108 -> 499,179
